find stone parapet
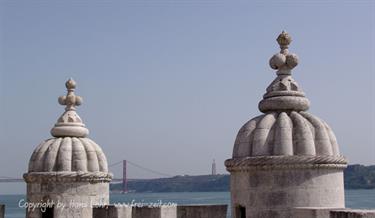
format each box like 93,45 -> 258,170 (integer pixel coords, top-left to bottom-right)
93,205 -> 132,218
93,204 -> 227,218
292,207 -> 375,218
177,205 -> 227,218
132,206 -> 176,218
292,207 -> 343,218
330,209 -> 375,218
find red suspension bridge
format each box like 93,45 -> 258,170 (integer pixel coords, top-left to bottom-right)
0,159 -> 172,193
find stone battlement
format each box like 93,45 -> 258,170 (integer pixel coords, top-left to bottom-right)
293,207 -> 375,218
93,204 -> 228,218
2,204 -> 375,218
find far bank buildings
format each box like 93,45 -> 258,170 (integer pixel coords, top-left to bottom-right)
9,32 -> 373,218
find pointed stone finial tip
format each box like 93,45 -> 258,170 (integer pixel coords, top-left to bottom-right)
58,78 -> 82,111
269,31 -> 299,73
65,78 -> 76,90
276,30 -> 292,48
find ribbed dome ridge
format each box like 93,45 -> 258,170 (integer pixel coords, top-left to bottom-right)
232,112 -> 340,158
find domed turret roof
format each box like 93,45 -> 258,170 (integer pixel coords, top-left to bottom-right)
233,111 -> 339,158
231,31 -> 343,159
25,79 -> 111,182
28,137 -> 108,173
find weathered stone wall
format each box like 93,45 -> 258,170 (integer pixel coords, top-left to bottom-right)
93,205 -> 132,218
93,205 -> 227,218
132,206 -> 176,218
330,210 -> 375,218
230,168 -> 345,218
26,181 -> 109,218
177,205 -> 227,218
292,207 -> 375,218
292,207 -> 343,218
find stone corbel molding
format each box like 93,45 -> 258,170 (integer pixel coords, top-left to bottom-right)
225,155 -> 347,172
23,172 -> 113,183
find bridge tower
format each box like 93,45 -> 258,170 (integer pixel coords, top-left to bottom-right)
211,159 -> 217,175
122,160 -> 128,193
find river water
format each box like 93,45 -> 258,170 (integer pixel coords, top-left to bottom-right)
1,190 -> 374,218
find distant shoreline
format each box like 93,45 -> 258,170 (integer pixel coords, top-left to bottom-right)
110,164 -> 375,193
1,188 -> 374,197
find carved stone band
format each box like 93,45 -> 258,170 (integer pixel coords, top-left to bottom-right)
23,172 -> 113,183
258,96 -> 310,113
225,155 -> 348,172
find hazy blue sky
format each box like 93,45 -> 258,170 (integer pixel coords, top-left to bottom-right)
0,0 -> 374,194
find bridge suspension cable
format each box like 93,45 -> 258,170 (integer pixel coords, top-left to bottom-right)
0,176 -> 18,179
109,159 -> 171,177
0,159 -> 171,183
108,160 -> 123,167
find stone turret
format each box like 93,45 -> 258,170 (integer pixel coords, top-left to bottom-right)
225,31 -> 347,218
24,79 -> 112,218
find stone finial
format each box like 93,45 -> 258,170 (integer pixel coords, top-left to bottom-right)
51,79 -> 89,137
259,31 -> 309,112
58,78 -> 83,111
269,31 -> 299,75
276,30 -> 292,50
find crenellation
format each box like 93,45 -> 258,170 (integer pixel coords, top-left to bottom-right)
330,209 -> 375,218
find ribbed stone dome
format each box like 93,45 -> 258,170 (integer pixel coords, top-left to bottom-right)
28,137 -> 108,173
233,111 -> 339,158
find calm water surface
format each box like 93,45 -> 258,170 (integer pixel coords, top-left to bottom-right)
1,190 -> 374,218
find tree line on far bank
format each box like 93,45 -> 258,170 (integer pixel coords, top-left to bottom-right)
110,164 -> 375,193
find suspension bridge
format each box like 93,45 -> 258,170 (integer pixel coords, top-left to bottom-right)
0,159 -> 172,193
